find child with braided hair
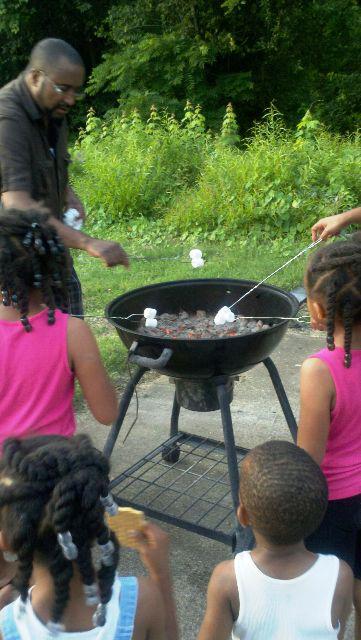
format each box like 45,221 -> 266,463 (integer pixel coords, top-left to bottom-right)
297,233 -> 361,638
0,434 -> 177,639
0,207 -> 118,446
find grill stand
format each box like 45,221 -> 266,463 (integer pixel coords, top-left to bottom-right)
104,357 -> 297,550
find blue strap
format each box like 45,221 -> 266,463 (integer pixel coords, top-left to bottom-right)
0,602 -> 21,640
114,577 -> 138,640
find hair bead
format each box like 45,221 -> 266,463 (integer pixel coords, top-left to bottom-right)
20,316 -> 32,332
92,602 -> 107,627
57,531 -> 78,561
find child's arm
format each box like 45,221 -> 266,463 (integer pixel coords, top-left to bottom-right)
134,522 -> 178,640
332,560 -> 353,639
312,206 -> 361,241
67,317 -> 118,425
297,358 -> 335,464
198,561 -> 238,640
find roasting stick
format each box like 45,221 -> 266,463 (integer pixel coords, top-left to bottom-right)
228,238 -> 322,311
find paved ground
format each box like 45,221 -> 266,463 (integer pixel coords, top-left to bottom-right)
77,327 -> 354,639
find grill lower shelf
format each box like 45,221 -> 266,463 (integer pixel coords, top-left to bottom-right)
110,432 -> 249,544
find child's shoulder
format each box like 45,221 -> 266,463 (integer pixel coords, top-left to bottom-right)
208,559 -> 239,615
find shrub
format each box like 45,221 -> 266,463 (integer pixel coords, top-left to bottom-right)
71,105 -> 361,241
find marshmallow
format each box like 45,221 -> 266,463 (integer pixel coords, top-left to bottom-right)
191,257 -> 205,268
144,308 -> 157,319
145,318 -> 158,328
214,306 -> 235,325
189,249 -> 202,260
64,208 -> 83,230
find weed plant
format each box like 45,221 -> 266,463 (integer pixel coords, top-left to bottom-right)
71,104 -> 361,244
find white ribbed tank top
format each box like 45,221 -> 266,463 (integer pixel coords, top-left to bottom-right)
232,551 -> 340,639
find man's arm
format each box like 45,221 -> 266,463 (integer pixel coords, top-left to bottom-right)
0,117 -> 128,267
1,190 -> 129,267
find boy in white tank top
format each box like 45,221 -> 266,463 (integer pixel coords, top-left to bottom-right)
198,440 -> 353,640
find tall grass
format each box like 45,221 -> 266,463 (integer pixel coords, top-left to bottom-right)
71,105 -> 361,241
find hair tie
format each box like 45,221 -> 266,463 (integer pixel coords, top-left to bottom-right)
48,309 -> 56,325
57,531 -> 78,560
84,583 -> 100,606
98,539 -> 114,567
1,289 -> 10,306
93,603 -> 107,627
46,620 -> 65,636
100,493 -> 118,516
20,316 -> 32,333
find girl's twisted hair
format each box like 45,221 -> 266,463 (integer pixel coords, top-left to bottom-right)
0,208 -> 70,329
306,233 -> 361,367
0,435 -> 119,628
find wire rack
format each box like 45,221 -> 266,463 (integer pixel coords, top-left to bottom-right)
110,432 -> 249,544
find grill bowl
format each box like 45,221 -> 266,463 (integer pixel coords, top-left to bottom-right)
105,278 -> 299,379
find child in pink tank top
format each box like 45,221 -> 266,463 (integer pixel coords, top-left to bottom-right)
0,209 -> 118,594
297,233 -> 361,638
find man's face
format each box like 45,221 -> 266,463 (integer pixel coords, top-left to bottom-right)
29,59 -> 85,118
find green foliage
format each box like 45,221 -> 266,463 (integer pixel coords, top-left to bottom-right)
87,0 -> 361,133
166,108 -> 361,238
0,0 -> 112,86
72,104 -> 361,242
72,103 -> 210,226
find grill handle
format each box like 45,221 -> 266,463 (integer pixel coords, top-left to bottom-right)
290,286 -> 307,307
128,341 -> 173,370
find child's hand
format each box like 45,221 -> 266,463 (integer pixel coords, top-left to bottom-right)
312,214 -> 345,241
132,522 -> 170,579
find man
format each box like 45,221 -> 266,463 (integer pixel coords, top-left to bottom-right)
0,38 -> 129,316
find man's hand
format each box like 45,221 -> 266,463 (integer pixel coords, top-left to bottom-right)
311,214 -> 346,241
84,238 -> 130,268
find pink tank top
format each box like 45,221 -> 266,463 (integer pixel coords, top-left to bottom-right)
0,308 -> 75,447
309,347 -> 361,500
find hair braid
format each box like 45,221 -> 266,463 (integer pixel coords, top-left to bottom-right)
343,302 -> 354,367
48,547 -> 74,623
306,234 -> 361,367
325,281 -> 337,350
0,209 -> 70,330
0,435 -> 120,631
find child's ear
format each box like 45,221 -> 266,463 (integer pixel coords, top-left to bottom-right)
0,530 -> 11,552
237,502 -> 250,527
307,298 -> 326,331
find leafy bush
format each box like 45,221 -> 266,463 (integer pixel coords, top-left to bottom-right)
71,105 -> 361,241
71,102 -> 209,226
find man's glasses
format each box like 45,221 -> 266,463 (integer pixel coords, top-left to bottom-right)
39,71 -> 84,101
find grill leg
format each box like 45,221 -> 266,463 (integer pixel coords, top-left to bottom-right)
103,366 -> 147,459
216,381 -> 240,515
216,379 -> 255,553
263,357 -> 297,441
170,392 -> 180,438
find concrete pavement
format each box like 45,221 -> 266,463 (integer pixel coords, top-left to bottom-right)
77,326 -> 354,639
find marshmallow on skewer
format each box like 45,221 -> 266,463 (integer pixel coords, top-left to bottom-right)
214,306 -> 235,325
191,257 -> 205,268
143,308 -> 157,319
189,249 -> 202,260
145,318 -> 158,328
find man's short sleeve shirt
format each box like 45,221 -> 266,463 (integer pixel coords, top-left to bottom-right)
0,74 -> 69,219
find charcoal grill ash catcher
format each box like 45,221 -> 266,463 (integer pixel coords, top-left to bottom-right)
103,272 -> 308,550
